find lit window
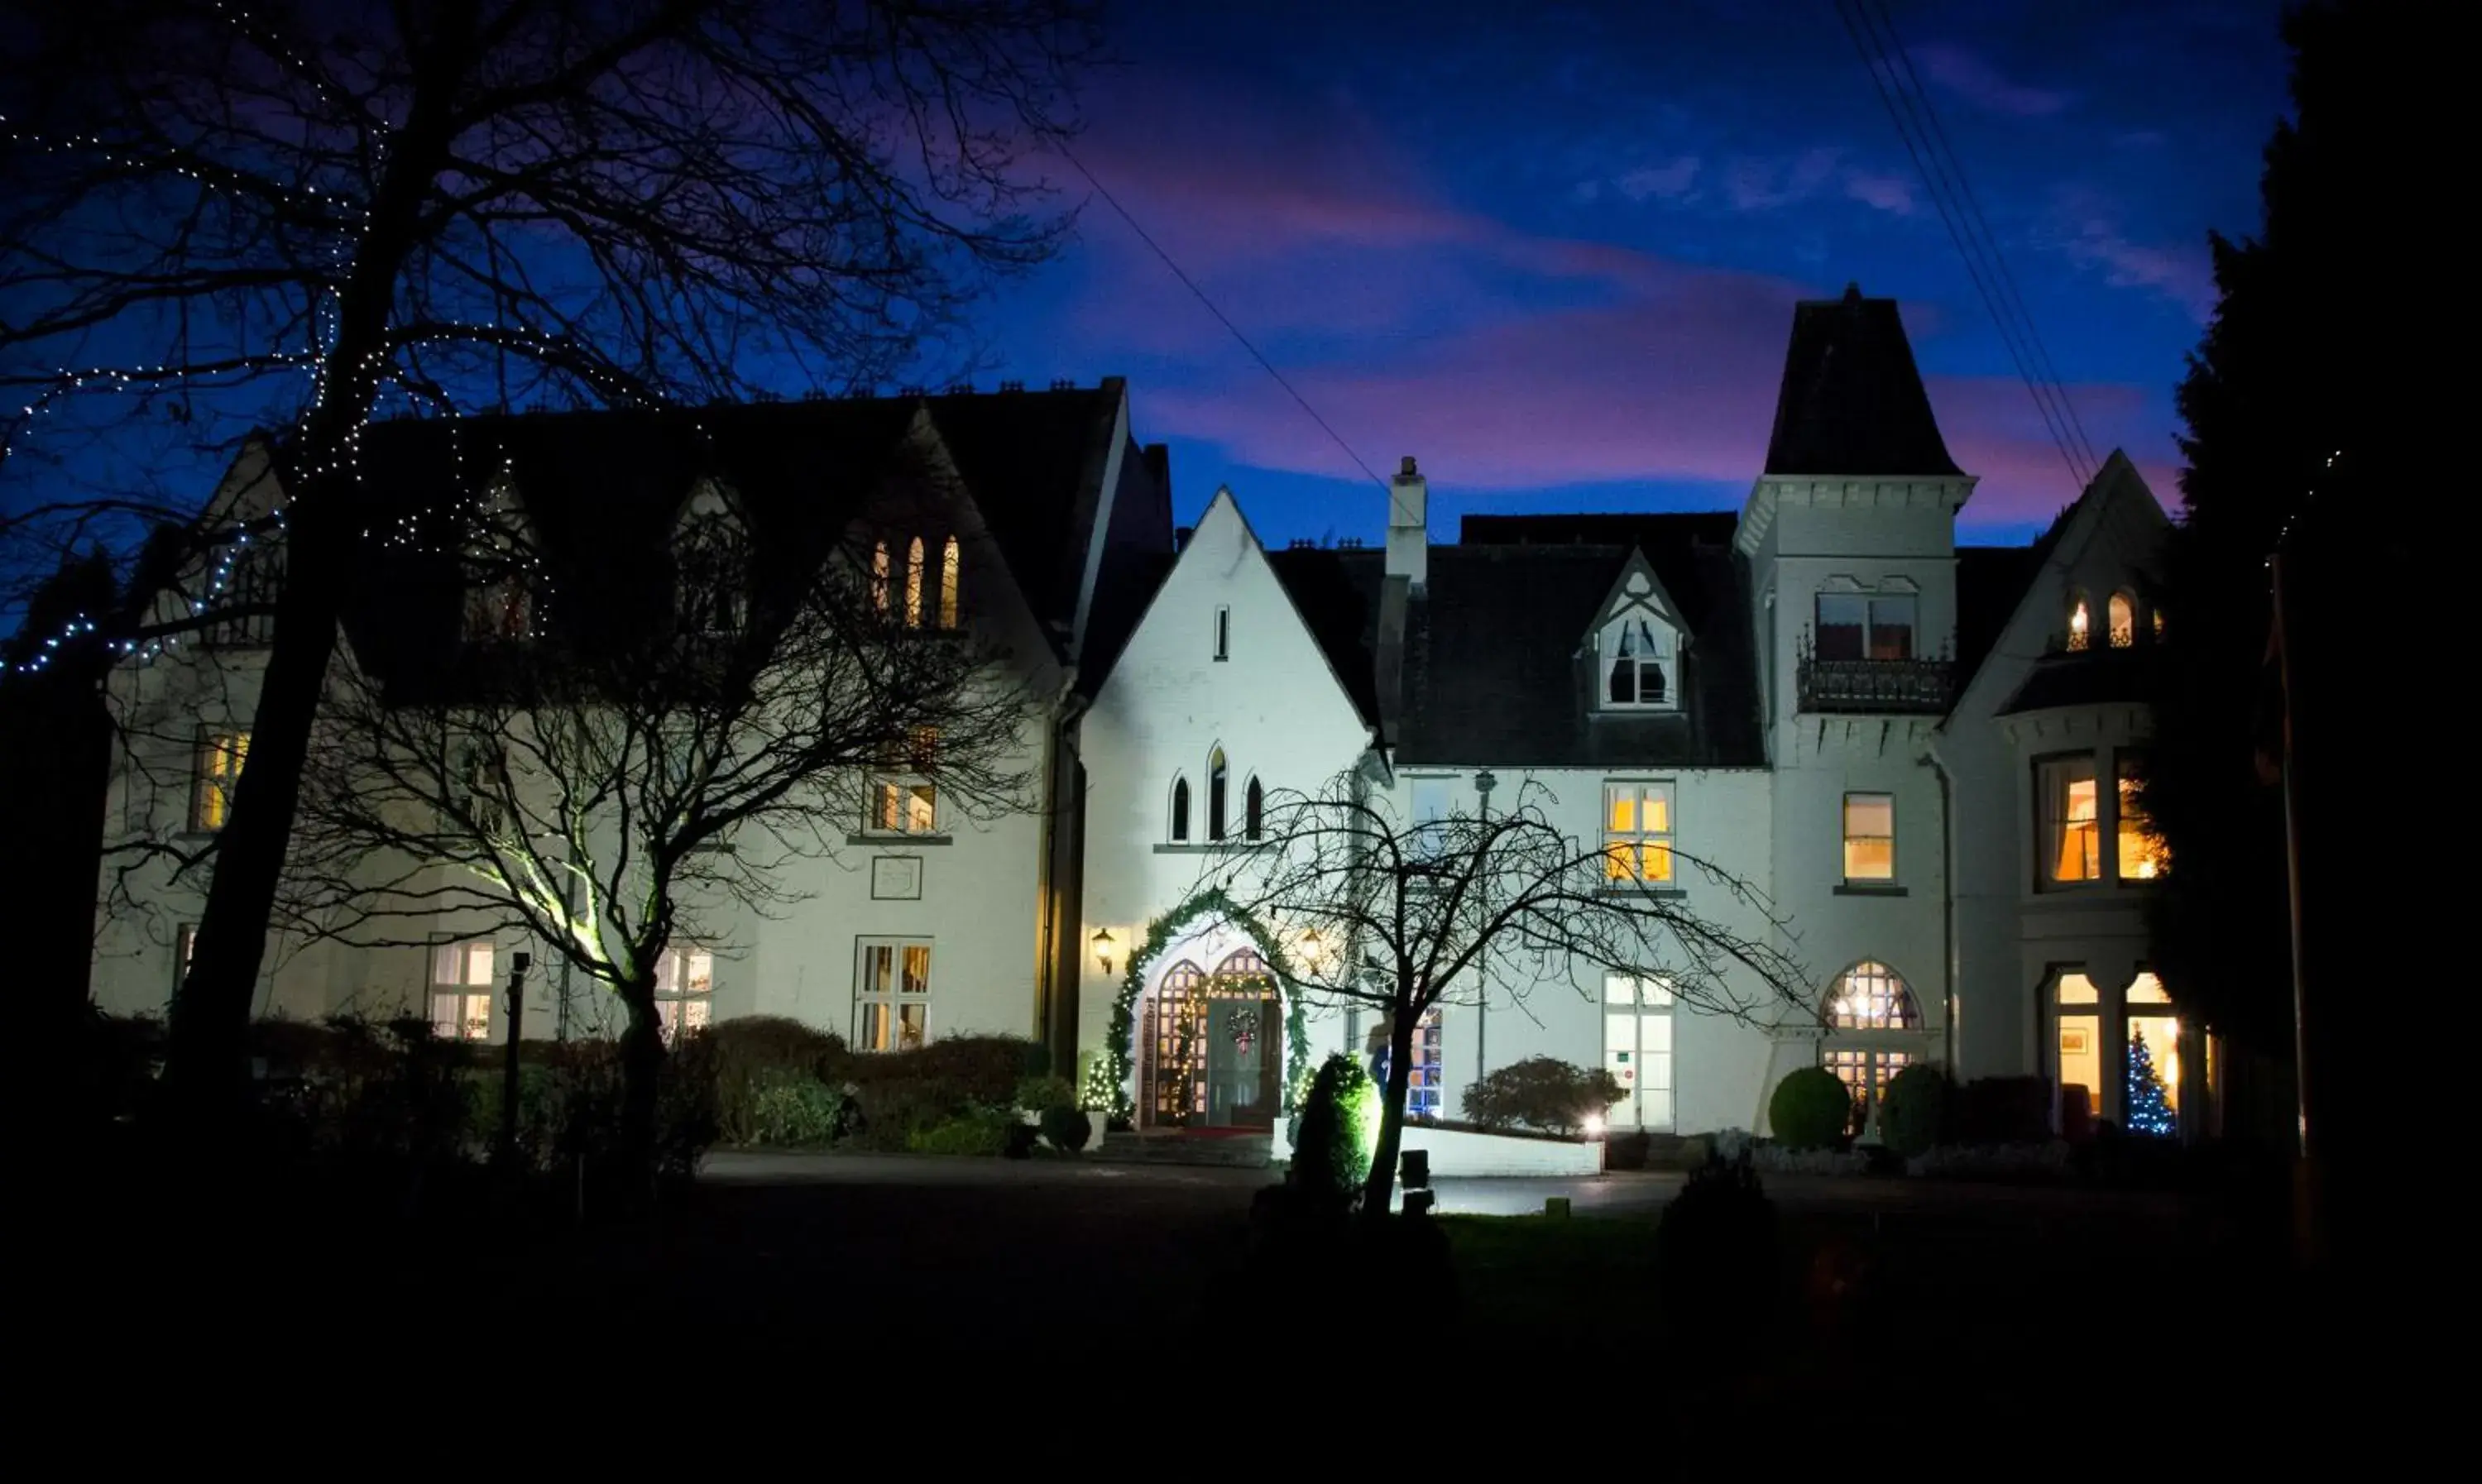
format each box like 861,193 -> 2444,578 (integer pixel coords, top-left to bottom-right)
2108,591 -> 2135,649
1602,615 -> 1675,708
191,730 -> 248,831
1170,775 -> 1191,843
1842,792 -> 1895,881
904,536 -> 924,628
1825,960 -> 1919,1029
855,939 -> 931,1051
2067,593 -> 2091,652
872,541 -> 891,614
1603,974 -> 1675,1131
1244,776 -> 1264,841
429,940 -> 496,1041
1213,606 -> 1230,662
1814,591 -> 1916,661
2052,969 -> 2183,1137
939,535 -> 960,629
654,943 -> 714,1044
2039,754 -> 2100,883
1410,776 -> 1452,860
1404,1009 -> 1444,1120
1207,748 -> 1229,842
1603,781 -> 1675,884
2152,608 -> 2165,641
2116,756 -> 2167,881
867,727 -> 938,835
1823,1048 -> 1912,1138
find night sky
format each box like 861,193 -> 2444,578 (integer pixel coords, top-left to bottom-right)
979,0 -> 2289,547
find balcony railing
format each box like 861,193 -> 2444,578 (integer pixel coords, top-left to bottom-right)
1796,653 -> 1954,715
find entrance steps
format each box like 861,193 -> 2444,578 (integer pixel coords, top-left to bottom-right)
1096,1131 -> 1273,1169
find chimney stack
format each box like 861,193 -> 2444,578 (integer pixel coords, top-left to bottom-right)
1387,455 -> 1427,592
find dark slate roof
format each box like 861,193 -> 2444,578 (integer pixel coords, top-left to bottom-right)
338,387 -> 1128,677
1762,285 -> 1962,478
1263,514 -> 1766,768
1953,495 -> 2079,701
2000,645 -> 2163,716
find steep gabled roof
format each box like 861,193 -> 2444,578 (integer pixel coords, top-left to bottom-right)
1763,285 -> 1962,478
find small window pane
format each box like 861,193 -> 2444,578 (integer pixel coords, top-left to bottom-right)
1815,594 -> 1866,661
1866,596 -> 1914,659
901,944 -> 931,996
898,1003 -> 927,1050
466,943 -> 495,986
1604,974 -> 1636,1006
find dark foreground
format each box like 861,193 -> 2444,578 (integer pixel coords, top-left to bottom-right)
44,1147 -> 2364,1424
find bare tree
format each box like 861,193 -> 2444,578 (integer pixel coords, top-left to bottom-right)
1194,773 -> 1810,1219
281,462 -> 1036,1175
0,0 -> 1100,1116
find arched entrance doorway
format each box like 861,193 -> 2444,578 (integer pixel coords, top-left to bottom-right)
1820,960 -> 1931,1141
1140,947 -> 1279,1130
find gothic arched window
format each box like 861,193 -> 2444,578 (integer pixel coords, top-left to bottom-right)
1244,776 -> 1264,841
1170,776 -> 1191,843
1208,748 -> 1229,841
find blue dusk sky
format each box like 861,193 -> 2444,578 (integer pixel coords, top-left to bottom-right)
979,0 -> 2290,547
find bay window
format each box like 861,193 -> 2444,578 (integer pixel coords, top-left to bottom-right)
2039,754 -> 2101,884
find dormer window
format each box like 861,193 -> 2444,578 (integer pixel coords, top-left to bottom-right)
1602,615 -> 1676,709
873,533 -> 963,630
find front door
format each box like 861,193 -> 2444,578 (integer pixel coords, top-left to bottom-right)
1204,995 -> 1277,1129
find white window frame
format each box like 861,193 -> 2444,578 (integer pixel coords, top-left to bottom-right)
1814,589 -> 1918,662
865,727 -> 939,836
854,938 -> 932,1051
1599,613 -> 1678,711
430,940 -> 497,1042
1408,775 -> 1453,860
1603,974 -> 1675,1131
2037,752 -> 2101,887
1842,792 -> 1896,883
1602,780 -> 1675,885
654,943 -> 715,1043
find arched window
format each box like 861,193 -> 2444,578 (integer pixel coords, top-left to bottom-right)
2152,607 -> 2165,641
1825,960 -> 1921,1030
1208,748 -> 1229,841
1212,947 -> 1267,980
2066,592 -> 2091,652
1243,776 -> 1264,841
939,535 -> 961,629
1169,776 -> 1191,843
904,536 -> 925,628
2107,591 -> 2135,648
872,541 -> 891,615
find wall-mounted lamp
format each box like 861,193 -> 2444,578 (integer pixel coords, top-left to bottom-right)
1092,929 -> 1117,977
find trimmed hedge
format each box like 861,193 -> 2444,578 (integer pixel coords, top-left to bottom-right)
1769,1066 -> 1852,1151
1461,1056 -> 1625,1137
1879,1063 -> 1948,1157
1291,1052 -> 1379,1200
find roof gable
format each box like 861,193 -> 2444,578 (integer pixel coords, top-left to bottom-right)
1588,548 -> 1691,641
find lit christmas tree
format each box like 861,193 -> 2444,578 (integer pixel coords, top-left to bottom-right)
2125,1027 -> 2175,1137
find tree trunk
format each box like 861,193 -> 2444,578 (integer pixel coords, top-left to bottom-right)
616,980 -> 668,1204
159,539 -> 342,1127
1359,1008 -> 1421,1222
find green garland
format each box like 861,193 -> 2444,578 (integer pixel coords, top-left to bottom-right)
1093,887 -> 1309,1127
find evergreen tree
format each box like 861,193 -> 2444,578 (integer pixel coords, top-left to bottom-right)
2125,1029 -> 2174,1138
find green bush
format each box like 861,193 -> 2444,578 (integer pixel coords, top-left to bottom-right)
745,1069 -> 846,1145
907,1108 -> 1012,1156
1769,1066 -> 1852,1151
1040,1105 -> 1093,1152
1879,1063 -> 1948,1157
706,1017 -> 847,1144
1014,1073 -> 1076,1114
1460,1056 -> 1624,1136
1291,1052 -> 1379,1200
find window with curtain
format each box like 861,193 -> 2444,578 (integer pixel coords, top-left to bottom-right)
191,730 -> 249,832
1842,792 -> 1895,881
654,944 -> 715,1043
866,726 -> 938,835
854,940 -> 932,1051
429,941 -> 496,1041
2108,591 -> 2135,648
1601,614 -> 1675,708
939,535 -> 961,629
1602,781 -> 1675,883
2039,754 -> 2100,883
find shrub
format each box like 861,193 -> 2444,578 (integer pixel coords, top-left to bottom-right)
1655,1156 -> 1779,1348
706,1017 -> 846,1145
1014,1073 -> 1076,1115
1956,1075 -> 2053,1145
1768,1066 -> 1852,1151
1879,1063 -> 1948,1157
1290,1052 -> 1379,1201
745,1070 -> 846,1146
1460,1056 -> 1624,1136
872,1035 -> 1037,1105
907,1108 -> 1012,1156
1040,1105 -> 1092,1152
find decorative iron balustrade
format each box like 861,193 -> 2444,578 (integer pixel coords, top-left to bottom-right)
1795,653 -> 1953,714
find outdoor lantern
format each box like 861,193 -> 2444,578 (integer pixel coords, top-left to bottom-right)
1092,929 -> 1116,976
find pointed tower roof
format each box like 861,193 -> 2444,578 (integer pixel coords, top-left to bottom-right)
1762,283 -> 1962,478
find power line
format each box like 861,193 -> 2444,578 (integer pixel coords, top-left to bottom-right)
1866,0 -> 2101,474
1830,0 -> 2091,491
1053,140 -> 1389,491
